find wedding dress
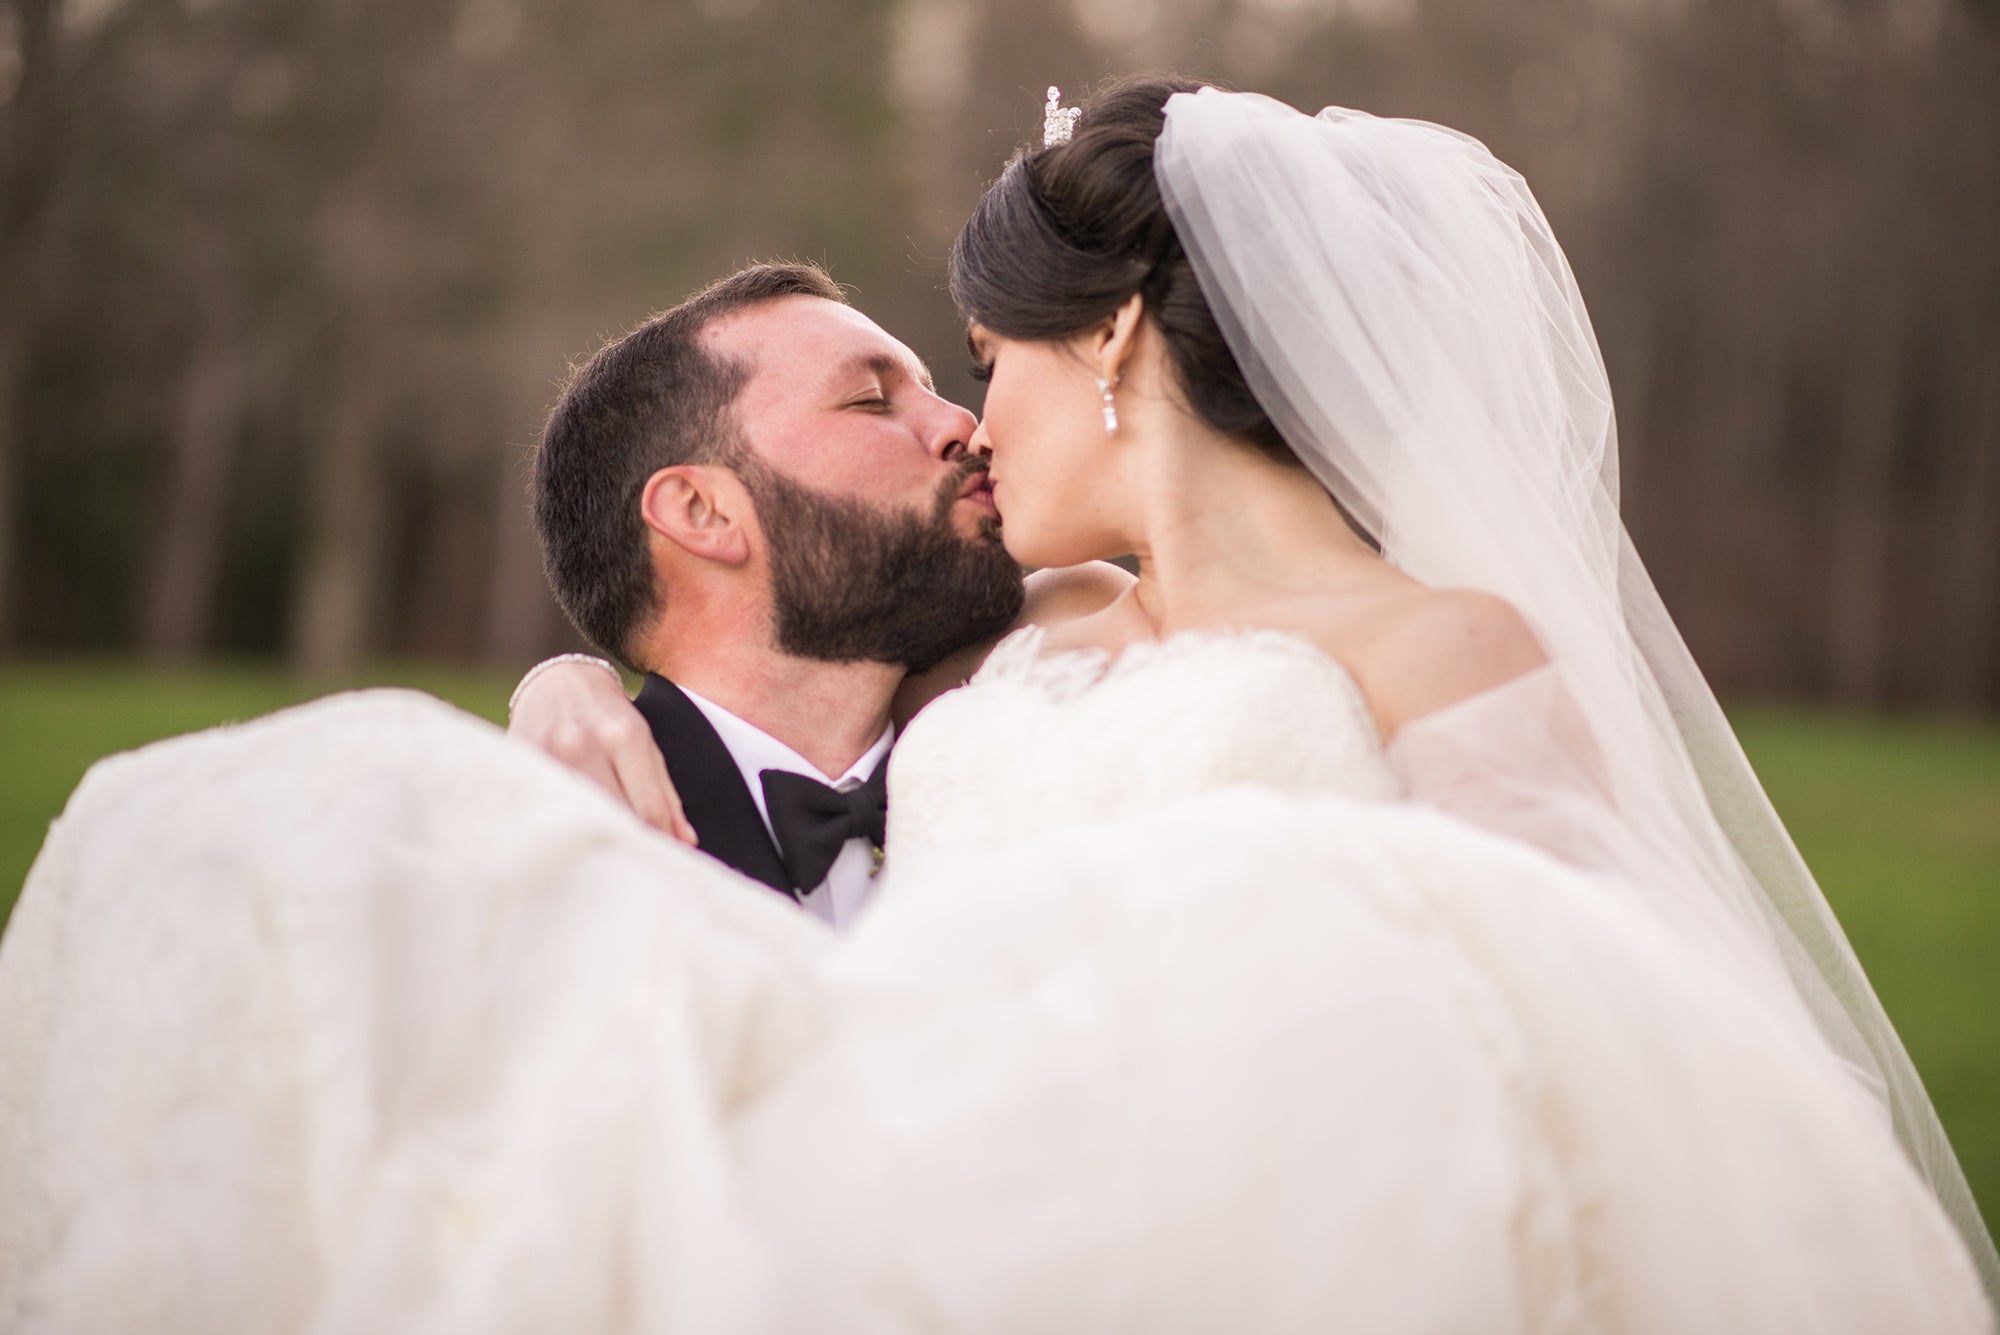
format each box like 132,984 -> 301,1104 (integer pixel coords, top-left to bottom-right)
4,83 -> 1990,1333
0,626 -> 1989,1333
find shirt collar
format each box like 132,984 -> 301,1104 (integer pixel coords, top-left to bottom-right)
677,685 -> 893,837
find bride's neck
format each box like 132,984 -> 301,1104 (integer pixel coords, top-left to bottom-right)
1122,414 -> 1377,634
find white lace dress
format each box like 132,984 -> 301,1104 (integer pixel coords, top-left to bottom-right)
0,629 -> 1989,1334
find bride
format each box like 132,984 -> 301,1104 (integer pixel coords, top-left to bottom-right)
2,77 -> 1993,1333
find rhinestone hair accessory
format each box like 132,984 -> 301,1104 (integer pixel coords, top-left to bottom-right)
1043,86 -> 1081,148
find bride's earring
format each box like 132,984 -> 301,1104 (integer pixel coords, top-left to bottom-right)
1096,377 -> 1119,435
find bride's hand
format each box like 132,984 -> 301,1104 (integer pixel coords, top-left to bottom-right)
507,659 -> 698,845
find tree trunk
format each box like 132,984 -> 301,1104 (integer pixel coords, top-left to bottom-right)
140,320 -> 245,659
0,0 -> 61,650
0,311 -> 22,651
1932,326 -> 2000,712
1824,281 -> 1906,706
480,436 -> 559,666
289,341 -> 383,679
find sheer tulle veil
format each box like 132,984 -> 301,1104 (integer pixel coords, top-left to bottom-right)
1153,87 -> 1998,1292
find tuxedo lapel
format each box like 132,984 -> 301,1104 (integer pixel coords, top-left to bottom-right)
631,675 -> 796,901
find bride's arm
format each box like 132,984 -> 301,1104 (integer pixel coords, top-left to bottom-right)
890,561 -> 1135,725
506,659 -> 698,843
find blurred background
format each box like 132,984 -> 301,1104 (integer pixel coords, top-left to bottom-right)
0,0 -> 1996,1224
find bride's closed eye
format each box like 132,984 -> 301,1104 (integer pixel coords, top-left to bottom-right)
965,328 -> 995,384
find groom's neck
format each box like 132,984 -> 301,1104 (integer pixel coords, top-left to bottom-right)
656,644 -> 903,779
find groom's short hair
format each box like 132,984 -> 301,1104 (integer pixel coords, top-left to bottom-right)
534,262 -> 847,670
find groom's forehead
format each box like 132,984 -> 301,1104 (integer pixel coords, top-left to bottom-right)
707,296 -> 928,395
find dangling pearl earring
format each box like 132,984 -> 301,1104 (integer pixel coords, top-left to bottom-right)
1096,376 -> 1119,435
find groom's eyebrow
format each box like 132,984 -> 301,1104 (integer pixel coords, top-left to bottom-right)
826,352 -> 936,395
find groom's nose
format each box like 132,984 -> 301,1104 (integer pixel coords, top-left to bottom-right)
926,399 -> 979,465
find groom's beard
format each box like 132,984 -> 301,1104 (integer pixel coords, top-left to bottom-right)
740,457 -> 1025,675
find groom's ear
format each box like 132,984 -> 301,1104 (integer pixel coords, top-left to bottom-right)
640,465 -> 753,567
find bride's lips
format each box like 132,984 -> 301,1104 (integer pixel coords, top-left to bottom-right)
958,472 -> 1001,520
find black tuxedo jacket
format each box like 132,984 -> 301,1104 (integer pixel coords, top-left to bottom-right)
631,674 -> 797,904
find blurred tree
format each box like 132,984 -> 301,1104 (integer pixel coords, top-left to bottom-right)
0,0 -> 59,651
1,0 -> 1995,711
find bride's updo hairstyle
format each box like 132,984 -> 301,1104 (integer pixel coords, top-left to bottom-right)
950,75 -> 1296,468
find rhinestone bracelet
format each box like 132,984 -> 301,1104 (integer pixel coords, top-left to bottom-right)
507,652 -> 624,718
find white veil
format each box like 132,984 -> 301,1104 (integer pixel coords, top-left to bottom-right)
1153,87 -> 1998,1295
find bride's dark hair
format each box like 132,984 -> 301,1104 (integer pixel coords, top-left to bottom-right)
949,75 -> 1293,466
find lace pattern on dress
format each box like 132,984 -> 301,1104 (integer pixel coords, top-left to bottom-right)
974,623 -> 1384,748
889,625 -> 1398,861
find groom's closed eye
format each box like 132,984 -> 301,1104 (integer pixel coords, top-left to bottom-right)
825,351 -> 935,404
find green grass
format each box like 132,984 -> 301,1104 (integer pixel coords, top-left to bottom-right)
0,660 -> 515,932
1727,704 -> 2000,1232
1,662 -> 1995,1232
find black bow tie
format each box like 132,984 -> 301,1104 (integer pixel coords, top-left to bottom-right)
760,762 -> 888,895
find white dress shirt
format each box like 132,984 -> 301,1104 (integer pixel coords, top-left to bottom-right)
678,686 -> 892,932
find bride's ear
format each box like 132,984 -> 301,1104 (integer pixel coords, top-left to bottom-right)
1092,292 -> 1147,385
640,465 -> 752,567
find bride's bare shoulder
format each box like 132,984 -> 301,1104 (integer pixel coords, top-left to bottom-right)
1298,586 -> 1549,739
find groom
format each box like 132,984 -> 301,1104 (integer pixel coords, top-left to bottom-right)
519,262 -> 1121,928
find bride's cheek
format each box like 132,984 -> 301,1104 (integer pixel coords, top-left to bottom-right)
991,485 -> 1055,564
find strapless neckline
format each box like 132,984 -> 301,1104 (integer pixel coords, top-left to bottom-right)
886,621 -> 1401,861
973,623 -> 1383,748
